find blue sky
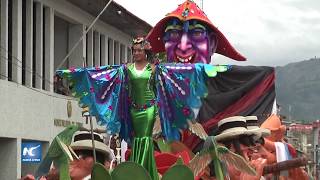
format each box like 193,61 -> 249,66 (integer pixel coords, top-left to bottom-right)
115,0 -> 320,66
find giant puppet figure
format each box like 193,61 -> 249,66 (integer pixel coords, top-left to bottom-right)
146,1 -> 311,179
147,0 -> 276,151
147,0 -> 246,64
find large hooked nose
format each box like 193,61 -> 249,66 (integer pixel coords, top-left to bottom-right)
177,33 -> 192,52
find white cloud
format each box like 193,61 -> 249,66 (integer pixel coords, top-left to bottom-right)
115,0 -> 320,66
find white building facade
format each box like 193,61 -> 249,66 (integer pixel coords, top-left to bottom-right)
0,0 -> 151,178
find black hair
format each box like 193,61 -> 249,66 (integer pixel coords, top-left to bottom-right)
255,137 -> 265,145
219,135 -> 256,157
145,49 -> 154,63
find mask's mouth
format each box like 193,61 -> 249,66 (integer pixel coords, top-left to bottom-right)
176,54 -> 194,63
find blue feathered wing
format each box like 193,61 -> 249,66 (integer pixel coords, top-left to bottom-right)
56,65 -> 133,142
155,63 -> 230,141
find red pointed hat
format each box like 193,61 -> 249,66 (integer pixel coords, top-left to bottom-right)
147,0 -> 246,61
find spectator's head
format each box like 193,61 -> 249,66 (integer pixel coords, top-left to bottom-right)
71,131 -> 113,164
68,131 -> 114,179
54,75 -> 63,82
215,116 -> 269,161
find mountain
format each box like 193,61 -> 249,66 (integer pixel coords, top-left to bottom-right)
275,58 -> 320,122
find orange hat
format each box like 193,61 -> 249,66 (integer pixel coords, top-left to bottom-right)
261,114 -> 286,132
147,0 -> 246,61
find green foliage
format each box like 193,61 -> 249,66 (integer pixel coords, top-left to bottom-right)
156,138 -> 171,153
91,161 -> 195,180
162,165 -> 194,180
111,162 -> 152,180
91,163 -> 112,180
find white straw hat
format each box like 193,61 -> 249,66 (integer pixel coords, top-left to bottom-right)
245,116 -> 271,140
215,116 -> 250,142
70,131 -> 111,157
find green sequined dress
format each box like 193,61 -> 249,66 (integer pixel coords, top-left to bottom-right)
128,63 -> 158,180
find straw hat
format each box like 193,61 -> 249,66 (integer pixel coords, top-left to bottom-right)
245,116 -> 271,140
71,131 -> 111,157
215,116 -> 250,142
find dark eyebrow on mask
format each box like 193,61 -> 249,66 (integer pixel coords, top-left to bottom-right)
189,24 -> 206,30
165,25 -> 183,32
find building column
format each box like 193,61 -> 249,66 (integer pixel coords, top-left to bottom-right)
86,29 -> 93,67
82,26 -> 86,67
68,24 -> 85,67
44,7 -> 54,92
11,0 -> 22,83
0,138 -> 21,178
119,44 -> 124,63
114,41 -> 120,65
35,2 -> 43,89
25,0 -> 33,87
100,35 -> 108,65
313,125 -> 320,163
16,138 -> 22,178
124,45 -> 128,63
94,31 -> 100,67
108,38 -> 114,65
0,0 -> 8,80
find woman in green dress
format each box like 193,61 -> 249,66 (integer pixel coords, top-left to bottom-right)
127,37 -> 158,180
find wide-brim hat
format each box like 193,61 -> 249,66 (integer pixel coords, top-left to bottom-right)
245,116 -> 271,140
215,116 -> 251,142
71,131 -> 111,157
146,0 -> 246,61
